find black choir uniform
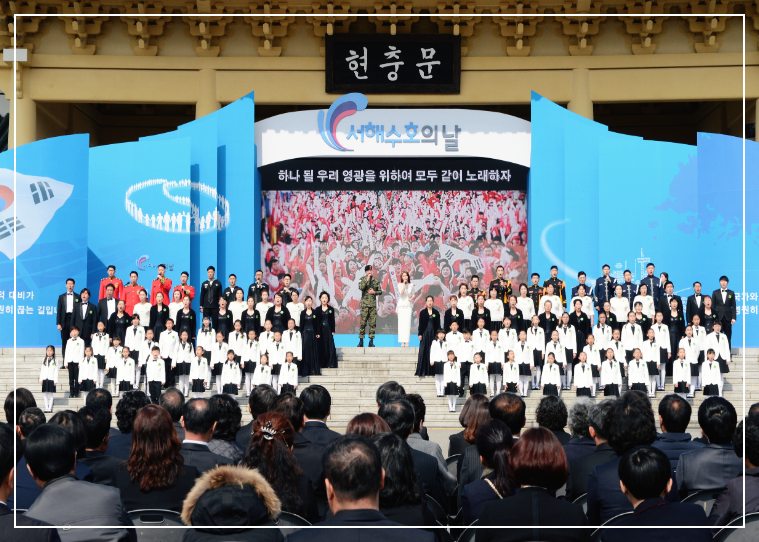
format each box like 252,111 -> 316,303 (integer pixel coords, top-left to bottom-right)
711,287 -> 737,345
702,311 -> 719,334
538,312 -> 559,344
620,281 -> 638,308
315,305 -> 337,369
640,275 -> 663,301
526,284 -> 544,316
505,306 -> 525,334
73,300 -> 97,347
265,306 -> 291,334
471,308 -> 491,331
278,286 -> 299,302
222,285 -> 244,308
489,278 -> 513,308
415,308 -> 441,377
216,310 -> 234,340
635,314 -> 652,337
107,311 -> 130,345
247,281 -> 270,305
96,296 -> 118,326
568,311 -> 590,353
149,303 -> 170,339
242,310 -> 260,336
601,310 -> 620,333
56,290 -> 78,357
200,277 -> 223,323
686,293 -> 706,325
543,277 -> 566,311
594,275 -> 617,311
444,307 -> 465,332
175,308 -> 197,342
658,293 -> 684,321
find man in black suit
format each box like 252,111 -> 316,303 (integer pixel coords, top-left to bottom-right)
199,266 -> 223,328
78,406 -> 122,485
56,278 -> 78,358
712,275 -> 737,347
96,283 -> 118,326
235,384 -> 278,447
658,281 -> 684,320
300,385 -> 341,447
0,424 -> 61,542
106,390 -> 150,460
85,388 -> 119,438
179,398 -> 232,474
651,394 -> 704,470
284,435 -> 435,542
601,446 -> 711,542
686,281 -> 706,325
565,399 -> 617,502
222,273 -> 244,307
72,288 -> 97,347
458,393 -> 526,507
676,396 -> 742,499
159,388 -> 185,442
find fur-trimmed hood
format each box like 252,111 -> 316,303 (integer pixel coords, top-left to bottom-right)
181,465 -> 281,527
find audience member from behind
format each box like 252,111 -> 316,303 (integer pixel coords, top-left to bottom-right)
8,408 -> 51,510
369,432 -> 436,527
300,385 -> 340,446
25,424 -> 135,541
587,392 -> 662,525
181,398 -> 233,473
85,388 -> 117,436
4,388 -> 36,425
376,381 -> 406,409
236,384 -> 277,447
107,390 -> 150,460
565,399 -> 617,502
536,395 -> 570,445
563,397 -> 596,464
181,465 -> 284,542
110,403 -> 200,512
461,419 -> 515,525
708,417 -> 759,528
456,399 -> 491,479
652,394 -> 704,469
47,411 -> 95,482
346,412 -> 391,438
0,422 -> 61,542
15,406 -> 45,443
449,393 -> 488,456
476,427 -> 589,542
78,405 -> 123,485
676,396 -> 742,499
208,394 -> 245,464
600,446 -> 711,542
284,434 -> 435,542
243,412 -> 318,523
160,388 -> 186,442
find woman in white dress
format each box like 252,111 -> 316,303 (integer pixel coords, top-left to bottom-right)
397,271 -> 415,347
457,283 -> 475,331
632,283 -> 656,319
286,289 -> 304,331
228,288 -> 247,324
515,283 -> 535,324
610,284 -> 631,324
133,289 -> 152,333
168,289 -> 184,325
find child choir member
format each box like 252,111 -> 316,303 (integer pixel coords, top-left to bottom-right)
574,354 -> 593,397
173,330 -> 194,396
146,346 -> 164,404
485,329 -> 504,396
600,351 -> 622,397
503,350 -> 520,395
242,330 -> 260,396
189,346 -> 208,398
641,329 -> 661,398
541,353 -> 561,397
39,346 -> 59,412
679,326 -> 699,397
583,336 -> 602,395
430,330 -> 450,397
469,353 -> 488,395
558,313 -> 577,390
457,329 -> 475,394
117,347 -> 136,396
702,349 -> 721,396
706,322 -> 730,396
627,349 -> 648,394
253,353 -> 273,387
513,330 -> 532,397
106,336 -> 122,396
221,350 -> 241,395
651,312 -> 671,391
672,348 -> 691,399
64,326 -> 85,398
92,322 -> 109,389
79,346 -> 98,402
211,332 -> 230,392
266,331 -> 286,392
197,317 -> 215,389
282,320 -> 302,373
443,351 -> 460,412
279,352 -> 299,394
526,316 -> 544,390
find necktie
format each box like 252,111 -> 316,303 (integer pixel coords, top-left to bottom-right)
582,366 -> 585,372
133,328 -> 137,336
689,339 -> 691,346
206,281 -> 214,307
290,332 -> 293,340
521,344 -> 524,351
439,340 -> 443,347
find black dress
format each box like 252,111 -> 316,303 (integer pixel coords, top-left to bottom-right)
149,304 -> 170,339
315,305 -> 337,369
506,307 -> 525,334
216,311 -> 234,340
702,311 -> 718,334
265,306 -> 291,334
568,311 -> 590,353
175,309 -> 197,342
471,308 -> 491,331
665,311 -> 684,375
242,310 -> 260,336
107,312 -> 130,344
415,308 -> 440,377
299,310 -> 320,376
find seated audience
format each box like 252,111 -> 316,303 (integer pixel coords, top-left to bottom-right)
563,397 -> 596,464
107,391 -> 150,460
476,427 -> 590,542
180,398 -> 233,473
600,446 -> 711,542
449,394 -> 488,457
7,407 -> 47,509
376,381 -> 406,409
181,465 -> 283,542
160,388 -> 186,442
85,388 -> 118,437
346,413 -> 391,438
708,417 -> 759,528
235,384 -> 278,447
24,424 -> 135,541
110,403 -> 200,512
78,405 -> 122,485
4,388 -> 36,425
461,420 -> 515,525
284,434 -> 435,542
565,399 -> 616,502
456,398 -> 491,480
243,412 -> 318,523
537,395 -> 571,445
676,396 -> 742,499
15,407 -> 46,444
652,394 -> 704,469
0,422 -> 61,542
300,385 -> 341,446
208,394 -> 245,464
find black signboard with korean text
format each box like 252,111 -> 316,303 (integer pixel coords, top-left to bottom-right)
325,34 -> 461,94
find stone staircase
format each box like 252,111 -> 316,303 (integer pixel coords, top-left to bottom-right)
1,347 -> 757,432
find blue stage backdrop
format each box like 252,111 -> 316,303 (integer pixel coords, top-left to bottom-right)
529,92 -> 757,348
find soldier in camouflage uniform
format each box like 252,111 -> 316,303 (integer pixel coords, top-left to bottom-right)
358,264 -> 382,347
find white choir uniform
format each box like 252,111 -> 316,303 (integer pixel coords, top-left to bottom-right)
570,296 -> 594,320
503,361 -> 520,395
259,331 -> 275,353
541,363 -> 562,396
444,360 -> 461,411
516,297 -> 535,323
702,359 -> 722,396
498,328 -> 518,354
282,330 -> 303,361
574,361 -> 593,396
117,355 -> 137,391
469,362 -> 488,394
430,339 -> 451,396
79,356 -> 99,394
221,361 -> 242,395
265,341 -> 286,393
211,342 -> 230,391
513,341 -> 533,397
139,338 -> 157,375
105,345 -> 122,395
472,328 -> 490,358
91,332 -> 110,387
159,329 -> 179,361
173,341 -> 194,396
484,299 -> 504,327
592,325 -> 613,353
601,360 -> 623,396
197,327 -> 215,386
228,331 -> 246,361
526,326 -> 545,389
242,339 -> 261,395
633,295 -> 656,318
229,301 -> 246,325
189,355 -> 208,397
484,340 -> 505,396
610,297 -> 631,323
541,295 -> 563,319
583,345 -> 603,395
672,357 -> 691,399
125,325 -> 145,357
641,339 -> 661,396
457,340 -> 475,365
255,302 -> 274,326
606,339 -> 626,373
706,331 -> 731,395
627,358 -> 649,393
253,363 -> 273,387
691,325 -> 706,388
446,330 -> 464,350
680,336 -> 700,394
458,296 -> 474,324
621,323 -> 643,362
652,323 -> 671,389
64,337 -> 85,368
286,302 -> 304,329
133,303 -> 152,332
279,361 -> 299,393
544,340 -> 566,373
558,325 -> 577,389
146,356 -> 164,387
40,357 -> 60,411
168,302 -> 184,326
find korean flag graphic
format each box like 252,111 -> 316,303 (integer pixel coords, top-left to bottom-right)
0,168 -> 73,259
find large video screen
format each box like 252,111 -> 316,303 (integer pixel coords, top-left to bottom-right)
261,190 -> 527,335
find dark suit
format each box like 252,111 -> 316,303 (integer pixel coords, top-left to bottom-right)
292,432 -> 326,501
676,442 -> 743,499
199,279 -> 223,324
0,503 -> 61,542
9,458 -> 94,510
651,432 -> 705,470
658,294 -> 684,320
410,447 -> 446,511
708,467 -> 759,528
551,429 -> 572,446
563,437 -> 596,465
97,297 -> 118,325
476,487 -> 590,542
111,462 -> 200,513
447,430 -> 471,457
284,509 -> 436,542
686,294 -> 706,325
565,442 -> 617,502
711,288 -> 737,344
80,449 -> 123,485
457,443 -> 484,508
56,291 -> 77,356
173,421 -> 186,442
72,301 -> 98,345
301,421 -> 340,447
180,442 -> 232,473
640,275 -> 663,302
461,472 -> 516,525
236,421 -> 254,448
600,498 -> 712,542
105,431 -> 133,461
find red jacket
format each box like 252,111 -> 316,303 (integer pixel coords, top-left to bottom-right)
151,277 -> 173,305
99,277 -> 124,301
123,283 -> 145,315
173,284 -> 195,301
